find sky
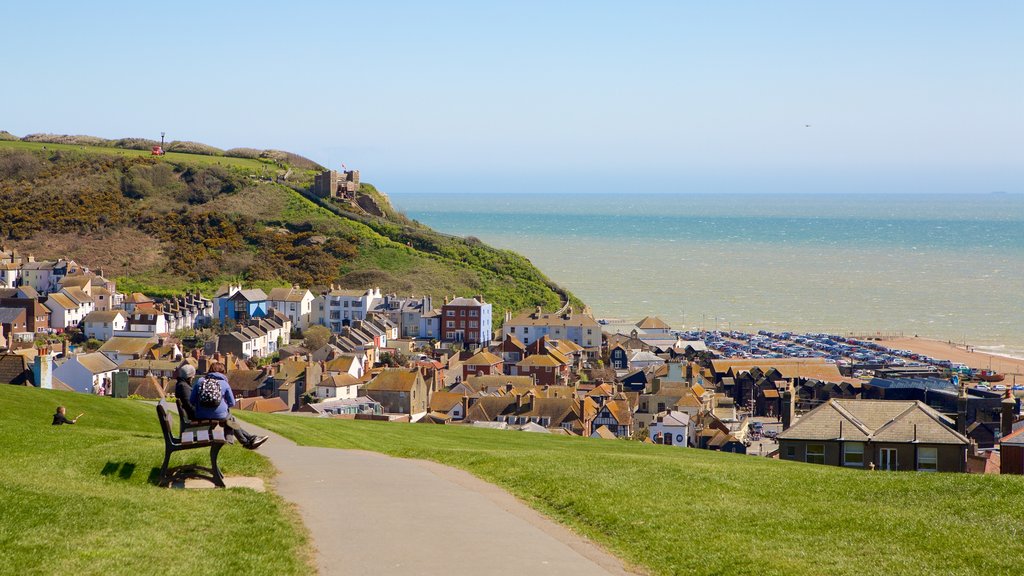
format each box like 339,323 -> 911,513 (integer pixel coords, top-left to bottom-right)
2,1 -> 1021,194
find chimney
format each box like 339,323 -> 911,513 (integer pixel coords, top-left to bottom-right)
685,362 -> 693,383
1001,390 -> 1016,439
474,295 -> 484,303
957,380 -> 969,436
460,395 -> 470,419
33,353 -> 53,389
781,387 -> 794,431
61,338 -> 68,357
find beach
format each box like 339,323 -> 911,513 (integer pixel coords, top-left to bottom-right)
887,336 -> 1024,380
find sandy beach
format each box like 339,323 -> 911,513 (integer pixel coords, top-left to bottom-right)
886,337 -> 1024,380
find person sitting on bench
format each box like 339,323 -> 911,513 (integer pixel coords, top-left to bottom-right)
189,362 -> 268,450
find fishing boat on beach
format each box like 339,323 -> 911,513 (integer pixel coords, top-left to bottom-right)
974,369 -> 1005,383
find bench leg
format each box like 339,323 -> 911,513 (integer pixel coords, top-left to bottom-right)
159,449 -> 173,487
209,443 -> 226,488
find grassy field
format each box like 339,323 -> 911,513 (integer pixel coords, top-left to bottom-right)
0,386 -> 311,576
0,139 -> 278,171
238,412 -> 1024,576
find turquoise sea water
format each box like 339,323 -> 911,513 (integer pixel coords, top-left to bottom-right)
391,193 -> 1024,357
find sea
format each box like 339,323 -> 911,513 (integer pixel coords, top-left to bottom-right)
391,193 -> 1024,359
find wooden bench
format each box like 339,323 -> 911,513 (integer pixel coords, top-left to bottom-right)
156,400 -> 228,488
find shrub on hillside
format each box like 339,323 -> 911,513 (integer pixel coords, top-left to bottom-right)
0,130 -> 19,141
164,140 -> 225,156
120,162 -> 182,199
21,133 -> 112,146
224,147 -> 263,159
0,150 -> 45,181
260,149 -> 323,170
178,165 -> 242,204
111,137 -> 160,151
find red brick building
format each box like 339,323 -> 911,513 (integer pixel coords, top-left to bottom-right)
440,296 -> 492,346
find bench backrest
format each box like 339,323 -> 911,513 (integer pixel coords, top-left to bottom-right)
156,400 -> 176,443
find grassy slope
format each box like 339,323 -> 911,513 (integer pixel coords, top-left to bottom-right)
0,386 -> 310,576
1,140 -> 574,318
238,413 -> 1024,576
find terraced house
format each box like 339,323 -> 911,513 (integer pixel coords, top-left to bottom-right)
502,307 -> 601,357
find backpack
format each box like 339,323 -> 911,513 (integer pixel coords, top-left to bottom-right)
197,377 -> 224,409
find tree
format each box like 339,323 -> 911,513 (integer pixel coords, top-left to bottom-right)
303,325 -> 331,351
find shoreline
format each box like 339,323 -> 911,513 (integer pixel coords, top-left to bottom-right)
879,336 -> 1024,378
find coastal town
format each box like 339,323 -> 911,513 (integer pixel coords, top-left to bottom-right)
2,239 -> 1022,476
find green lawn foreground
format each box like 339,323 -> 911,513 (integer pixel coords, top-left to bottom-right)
239,412 -> 1024,576
0,386 -> 311,576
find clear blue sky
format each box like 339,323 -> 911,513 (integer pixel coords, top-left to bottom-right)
3,1 -> 1021,194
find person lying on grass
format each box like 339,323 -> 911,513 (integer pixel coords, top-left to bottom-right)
189,361 -> 268,450
52,406 -> 83,425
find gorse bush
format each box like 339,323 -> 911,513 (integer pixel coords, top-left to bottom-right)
165,140 -> 226,156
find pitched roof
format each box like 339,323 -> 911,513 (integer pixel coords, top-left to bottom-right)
778,399 -> 969,445
429,390 -> 464,413
518,354 -> 563,368
465,350 -> 502,366
44,293 -> 76,311
268,286 -> 311,302
461,375 -> 535,394
75,352 -> 118,374
0,353 -> 31,385
365,369 -> 422,392
592,425 -> 618,439
236,396 -> 290,413
318,373 -> 359,388
128,374 -> 166,399
83,310 -> 126,324
506,310 -> 600,329
99,337 -> 156,357
446,296 -> 484,307
636,316 -> 671,330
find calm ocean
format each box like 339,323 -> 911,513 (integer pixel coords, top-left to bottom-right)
391,193 -> 1024,357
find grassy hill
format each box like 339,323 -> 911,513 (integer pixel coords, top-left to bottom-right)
0,385 -> 310,575
238,412 -> 1024,576
0,137 -> 579,320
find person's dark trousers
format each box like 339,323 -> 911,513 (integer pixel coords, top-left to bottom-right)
220,415 -> 255,445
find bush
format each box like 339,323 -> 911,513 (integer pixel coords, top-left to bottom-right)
0,150 -> 44,181
224,147 -> 263,159
111,137 -> 160,150
260,149 -> 323,170
21,133 -> 112,147
164,140 -> 225,156
0,130 -> 19,141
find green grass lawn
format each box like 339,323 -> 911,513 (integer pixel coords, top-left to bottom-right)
0,139 -> 274,170
0,386 -> 311,576
238,412 -> 1024,576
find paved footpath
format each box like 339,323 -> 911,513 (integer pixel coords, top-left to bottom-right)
242,421 -> 636,576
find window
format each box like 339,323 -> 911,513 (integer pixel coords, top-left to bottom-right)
587,329 -> 592,334
509,327 -> 516,333
843,442 -> 864,467
523,327 -> 529,334
469,310 -> 478,317
917,447 -> 938,472
469,321 -> 478,328
806,443 -> 825,464
460,310 -> 465,317
446,310 -> 455,317
343,301 -> 349,308
446,321 -> 455,328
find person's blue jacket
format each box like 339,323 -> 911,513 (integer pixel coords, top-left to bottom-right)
189,372 -> 235,420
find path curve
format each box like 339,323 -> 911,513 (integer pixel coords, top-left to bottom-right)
243,420 -> 636,576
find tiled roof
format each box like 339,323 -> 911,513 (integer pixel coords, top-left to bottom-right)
236,396 -> 290,413
76,352 -> 118,374
506,311 -> 600,329
365,369 -> 422,392
45,293 -> 76,310
318,373 -> 359,388
592,425 -> 617,439
99,337 -> 157,357
83,310 -> 126,324
268,286 -> 311,302
636,316 -> 671,330
517,354 -> 563,368
0,353 -> 31,385
465,351 -> 502,366
429,391 -> 464,412
778,399 -> 969,445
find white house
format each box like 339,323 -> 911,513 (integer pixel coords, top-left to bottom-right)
81,310 -> 127,341
648,411 -> 694,447
268,286 -> 314,330
53,352 -> 119,394
44,288 -> 95,331
314,373 -> 360,401
312,286 -> 382,333
323,353 -> 365,380
113,307 -> 169,339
